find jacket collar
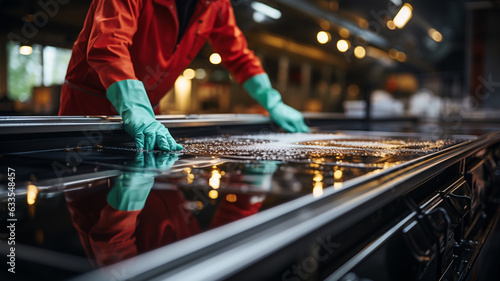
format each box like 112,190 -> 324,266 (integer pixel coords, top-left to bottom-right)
153,0 -> 212,9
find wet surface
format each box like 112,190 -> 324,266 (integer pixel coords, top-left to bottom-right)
180,132 -> 464,166
0,132 -> 471,279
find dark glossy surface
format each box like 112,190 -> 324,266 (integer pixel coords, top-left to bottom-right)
0,132 -> 471,279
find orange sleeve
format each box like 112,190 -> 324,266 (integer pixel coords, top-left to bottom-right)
208,0 -> 265,84
87,0 -> 143,89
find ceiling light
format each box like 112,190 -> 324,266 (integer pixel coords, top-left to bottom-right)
339,28 -> 350,38
183,68 -> 195,80
209,53 -> 222,65
393,3 -> 413,29
317,31 -> 331,44
19,45 -> 33,56
428,28 -> 443,42
252,11 -> 266,23
386,20 -> 396,30
336,39 -> 350,52
251,2 -> 281,20
354,46 -> 366,59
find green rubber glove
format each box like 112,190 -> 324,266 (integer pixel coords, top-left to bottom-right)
107,152 -> 179,211
243,74 -> 310,133
107,80 -> 183,151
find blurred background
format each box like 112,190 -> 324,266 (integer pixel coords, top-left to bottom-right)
0,0 -> 499,121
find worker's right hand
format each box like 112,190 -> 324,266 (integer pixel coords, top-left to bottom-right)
107,80 -> 183,151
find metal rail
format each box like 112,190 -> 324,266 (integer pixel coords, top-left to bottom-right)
0,114 -> 271,134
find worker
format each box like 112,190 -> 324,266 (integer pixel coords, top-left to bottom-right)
58,0 -> 310,151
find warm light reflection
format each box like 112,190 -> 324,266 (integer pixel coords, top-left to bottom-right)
393,3 -> 413,29
428,28 -> 443,42
334,169 -> 343,180
354,46 -> 366,59
185,167 -> 195,184
226,194 -> 237,202
312,171 -> 324,198
333,182 -> 343,190
317,31 -> 331,44
339,28 -> 350,38
19,45 -> 33,56
313,181 -> 324,197
183,68 -> 195,79
336,39 -> 350,52
313,172 -> 323,182
386,20 -> 396,30
209,168 -> 221,189
27,184 -> 38,205
209,53 -> 222,64
208,190 -> 218,199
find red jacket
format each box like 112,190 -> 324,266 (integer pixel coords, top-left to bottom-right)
65,186 -> 262,267
58,0 -> 264,115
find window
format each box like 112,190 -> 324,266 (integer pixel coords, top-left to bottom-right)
7,41 -> 42,102
43,46 -> 72,86
6,41 -> 71,102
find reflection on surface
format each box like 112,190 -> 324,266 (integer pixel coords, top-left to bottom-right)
65,153 -> 277,267
0,132 -> 470,273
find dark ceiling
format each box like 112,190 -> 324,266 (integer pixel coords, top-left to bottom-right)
0,0 -> 473,74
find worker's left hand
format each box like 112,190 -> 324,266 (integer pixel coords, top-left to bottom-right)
268,103 -> 310,133
243,73 -> 310,133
